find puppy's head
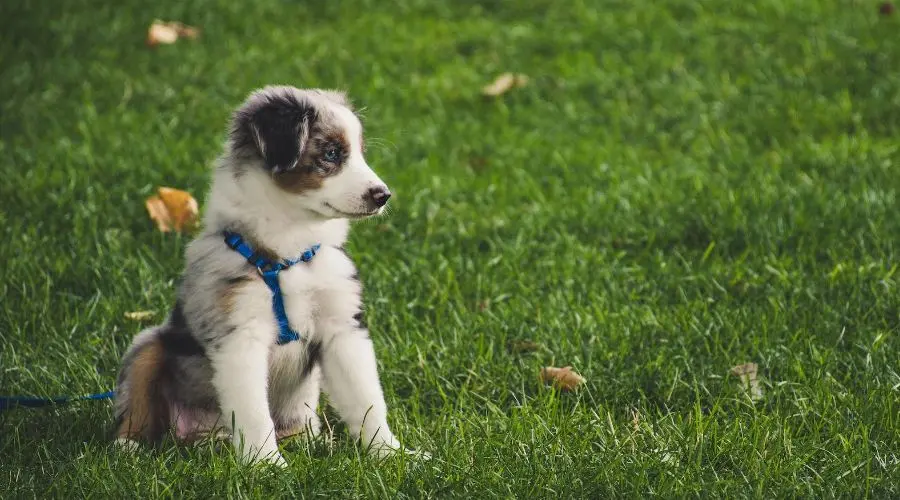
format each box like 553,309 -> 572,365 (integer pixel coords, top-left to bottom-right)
228,86 -> 390,219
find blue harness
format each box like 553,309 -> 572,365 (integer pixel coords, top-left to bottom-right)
223,231 -> 320,345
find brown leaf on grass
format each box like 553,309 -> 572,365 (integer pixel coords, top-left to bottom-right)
540,366 -> 585,391
158,187 -> 199,231
730,362 -> 764,401
145,187 -> 199,233
147,20 -> 200,47
173,22 -> 201,39
124,311 -> 155,321
482,73 -> 529,96
147,22 -> 178,46
145,196 -> 172,232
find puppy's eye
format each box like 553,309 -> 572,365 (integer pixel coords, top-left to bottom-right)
323,147 -> 340,163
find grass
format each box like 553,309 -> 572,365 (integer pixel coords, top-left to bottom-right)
1,0 -> 899,497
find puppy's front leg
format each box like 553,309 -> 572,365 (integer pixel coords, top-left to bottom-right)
211,332 -> 285,466
320,332 -> 402,455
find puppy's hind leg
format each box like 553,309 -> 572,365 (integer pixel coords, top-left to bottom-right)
114,327 -> 170,448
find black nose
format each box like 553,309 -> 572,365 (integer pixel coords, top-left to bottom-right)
368,186 -> 391,208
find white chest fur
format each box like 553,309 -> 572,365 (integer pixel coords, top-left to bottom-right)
265,245 -> 362,404
276,245 -> 362,343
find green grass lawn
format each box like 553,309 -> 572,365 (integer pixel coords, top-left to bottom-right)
2,0 -> 899,497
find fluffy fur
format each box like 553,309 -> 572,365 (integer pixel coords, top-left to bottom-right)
114,86 -> 414,466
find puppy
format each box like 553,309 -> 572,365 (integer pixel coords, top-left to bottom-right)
114,86 -> 414,466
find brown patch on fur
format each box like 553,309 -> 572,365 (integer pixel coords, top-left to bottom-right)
272,116 -> 352,194
116,339 -> 169,442
273,167 -> 326,193
249,240 -> 281,264
218,274 -> 253,313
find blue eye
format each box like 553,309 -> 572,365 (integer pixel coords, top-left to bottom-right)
323,147 -> 340,163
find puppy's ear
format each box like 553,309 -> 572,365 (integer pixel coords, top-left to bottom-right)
232,89 -> 316,172
249,103 -> 314,172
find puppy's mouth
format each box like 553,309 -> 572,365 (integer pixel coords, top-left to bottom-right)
324,203 -> 381,219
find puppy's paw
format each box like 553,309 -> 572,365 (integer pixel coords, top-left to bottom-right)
263,451 -> 288,468
235,437 -> 288,468
242,449 -> 288,468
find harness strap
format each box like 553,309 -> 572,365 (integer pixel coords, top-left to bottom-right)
259,270 -> 299,344
223,231 -> 320,345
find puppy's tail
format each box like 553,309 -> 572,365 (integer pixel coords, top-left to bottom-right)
113,327 -> 169,444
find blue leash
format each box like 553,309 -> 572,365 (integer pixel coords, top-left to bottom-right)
2,232 -> 317,411
223,231 -> 320,345
0,390 -> 114,411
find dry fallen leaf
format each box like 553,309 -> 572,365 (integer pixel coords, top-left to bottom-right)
540,366 -> 585,391
158,187 -> 199,230
482,73 -> 516,96
730,362 -> 764,401
173,22 -> 201,39
147,20 -> 200,47
124,311 -> 155,321
145,186 -> 199,233
147,22 -> 179,46
482,73 -> 529,96
145,196 -> 171,232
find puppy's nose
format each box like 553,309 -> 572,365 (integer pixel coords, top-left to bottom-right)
367,186 -> 392,208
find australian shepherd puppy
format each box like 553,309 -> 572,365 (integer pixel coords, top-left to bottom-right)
114,86 -> 418,466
